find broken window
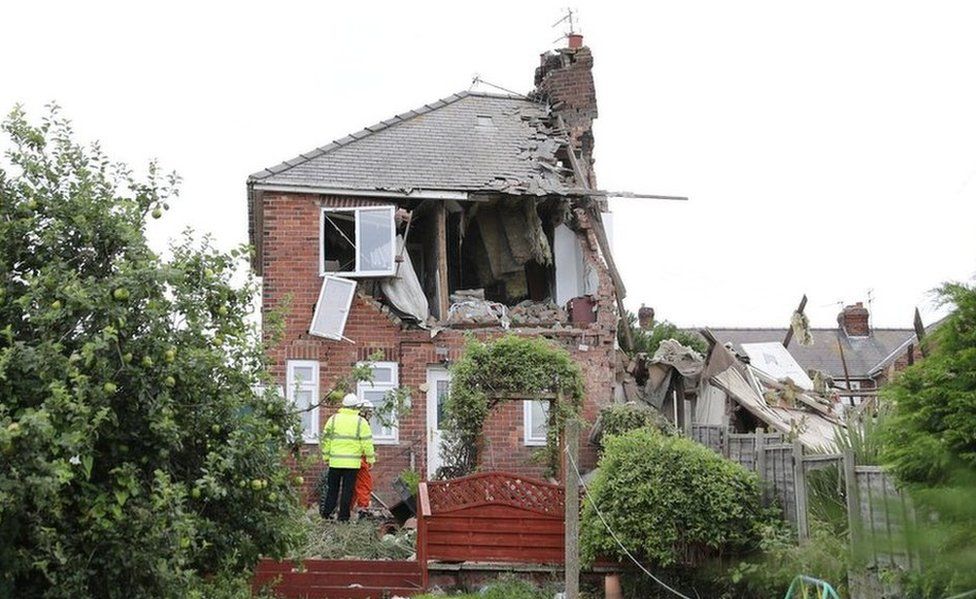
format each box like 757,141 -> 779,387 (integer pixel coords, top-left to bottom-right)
320,206 -> 396,276
310,276 -> 356,340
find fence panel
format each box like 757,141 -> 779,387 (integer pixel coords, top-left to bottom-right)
761,443 -> 798,525
854,466 -> 915,569
691,424 -> 725,455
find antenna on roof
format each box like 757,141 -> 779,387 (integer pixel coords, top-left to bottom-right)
552,7 -> 579,44
867,288 -> 874,330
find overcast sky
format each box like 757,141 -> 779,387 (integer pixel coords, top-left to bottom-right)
3,1 -> 974,328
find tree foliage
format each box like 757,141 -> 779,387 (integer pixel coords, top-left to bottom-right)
439,334 -> 584,478
0,106 -> 302,597
580,428 -> 767,568
877,281 -> 976,595
618,310 -> 707,357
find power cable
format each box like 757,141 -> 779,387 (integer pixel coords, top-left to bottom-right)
564,448 -> 693,599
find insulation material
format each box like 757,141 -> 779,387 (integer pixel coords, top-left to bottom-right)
474,200 -> 552,283
476,205 -> 521,278
652,339 -> 705,382
446,299 -> 510,329
790,310 -> 814,346
380,235 -> 429,323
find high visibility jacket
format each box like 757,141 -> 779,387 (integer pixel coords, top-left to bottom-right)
321,408 -> 375,469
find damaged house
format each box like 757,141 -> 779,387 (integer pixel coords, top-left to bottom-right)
246,36 -> 623,503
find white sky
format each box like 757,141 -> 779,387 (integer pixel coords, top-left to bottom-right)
3,1 -> 974,329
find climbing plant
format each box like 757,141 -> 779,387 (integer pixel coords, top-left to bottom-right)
438,334 -> 585,478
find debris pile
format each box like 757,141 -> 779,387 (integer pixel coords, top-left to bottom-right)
295,508 -> 416,561
508,299 -> 568,326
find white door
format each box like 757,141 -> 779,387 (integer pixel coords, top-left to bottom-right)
426,368 -> 451,478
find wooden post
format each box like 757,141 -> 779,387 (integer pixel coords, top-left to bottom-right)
564,414 -> 580,599
843,449 -> 862,555
756,429 -> 767,504
434,202 -> 449,321
837,338 -> 854,406
793,439 -> 809,541
913,307 -> 928,358
682,400 -> 692,436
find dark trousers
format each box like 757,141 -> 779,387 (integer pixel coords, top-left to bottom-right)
320,467 -> 359,521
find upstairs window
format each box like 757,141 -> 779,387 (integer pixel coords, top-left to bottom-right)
320,206 -> 396,277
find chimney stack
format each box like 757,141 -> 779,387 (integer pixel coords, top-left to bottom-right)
838,302 -> 870,337
533,37 -> 598,187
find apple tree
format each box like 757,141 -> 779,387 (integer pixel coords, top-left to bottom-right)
0,106 -> 303,598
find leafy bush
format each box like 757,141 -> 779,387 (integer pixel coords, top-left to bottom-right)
0,107 -> 302,597
728,521 -> 849,597
580,428 -> 767,568
597,402 -> 670,442
618,311 -> 707,357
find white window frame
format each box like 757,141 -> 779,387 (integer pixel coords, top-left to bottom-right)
356,361 -> 399,445
309,275 -> 357,341
319,206 -> 396,277
286,360 -> 319,443
523,400 -> 550,446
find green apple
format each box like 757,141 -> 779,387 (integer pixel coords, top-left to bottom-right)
112,288 -> 129,301
103,382 -> 117,394
151,208 -> 163,219
51,300 -> 61,310
164,376 -> 176,387
142,356 -> 153,367
164,349 -> 176,363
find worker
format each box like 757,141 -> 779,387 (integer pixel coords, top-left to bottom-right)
320,393 -> 375,521
353,400 -> 375,518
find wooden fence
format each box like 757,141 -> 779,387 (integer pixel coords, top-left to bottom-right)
252,558 -> 424,599
418,471 -> 566,567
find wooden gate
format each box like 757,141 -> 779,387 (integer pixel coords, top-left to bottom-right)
418,471 -> 566,567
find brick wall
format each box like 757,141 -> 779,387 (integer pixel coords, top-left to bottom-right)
262,193 -> 618,506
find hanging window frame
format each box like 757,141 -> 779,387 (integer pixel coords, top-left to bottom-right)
523,399 -> 550,446
309,276 -> 357,341
286,360 -> 320,443
319,205 -> 397,277
356,361 -> 400,445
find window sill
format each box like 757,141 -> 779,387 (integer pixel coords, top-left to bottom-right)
373,438 -> 399,446
524,439 -> 548,447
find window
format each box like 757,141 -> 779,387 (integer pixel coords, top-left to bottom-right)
286,360 -> 319,443
310,276 -> 357,340
524,400 -> 549,446
356,361 -> 399,444
320,206 -> 396,277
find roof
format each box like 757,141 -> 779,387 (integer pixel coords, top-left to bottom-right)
701,328 -> 917,379
247,91 -> 573,196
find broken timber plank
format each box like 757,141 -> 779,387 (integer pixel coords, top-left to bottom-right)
435,202 -> 449,321
783,294 -> 808,349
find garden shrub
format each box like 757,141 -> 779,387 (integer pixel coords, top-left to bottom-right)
597,402 -> 670,442
580,428 -> 767,568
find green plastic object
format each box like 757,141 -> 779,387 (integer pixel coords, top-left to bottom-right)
784,575 -> 841,599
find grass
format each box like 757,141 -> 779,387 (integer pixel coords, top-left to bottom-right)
291,508 -> 416,560
411,578 -> 556,598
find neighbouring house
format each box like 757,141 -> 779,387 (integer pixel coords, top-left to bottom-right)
246,36 -> 623,504
702,302 -> 932,411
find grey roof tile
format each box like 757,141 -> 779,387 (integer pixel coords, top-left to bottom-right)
248,91 -> 571,195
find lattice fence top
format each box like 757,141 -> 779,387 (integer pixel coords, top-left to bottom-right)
427,472 -> 564,517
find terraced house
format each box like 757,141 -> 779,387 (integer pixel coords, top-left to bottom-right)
246,36 -> 627,503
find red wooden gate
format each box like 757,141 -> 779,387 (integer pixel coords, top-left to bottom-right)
418,471 -> 566,571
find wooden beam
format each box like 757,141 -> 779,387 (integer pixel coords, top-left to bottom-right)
913,307 -> 928,358
837,338 -> 853,405
435,202 -> 449,321
783,294 -> 808,349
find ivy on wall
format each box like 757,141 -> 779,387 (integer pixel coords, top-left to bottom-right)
437,334 -> 585,479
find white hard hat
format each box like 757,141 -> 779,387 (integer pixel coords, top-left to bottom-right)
359,400 -> 374,410
341,393 -> 360,408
